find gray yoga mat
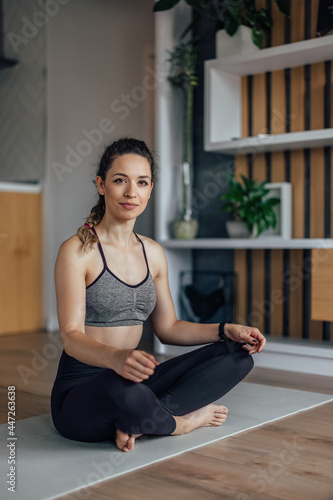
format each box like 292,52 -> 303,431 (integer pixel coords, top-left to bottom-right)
1,382 -> 332,500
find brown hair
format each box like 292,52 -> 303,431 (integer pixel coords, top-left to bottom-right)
77,137 -> 157,252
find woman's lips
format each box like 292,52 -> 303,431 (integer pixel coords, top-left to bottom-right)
120,203 -> 139,210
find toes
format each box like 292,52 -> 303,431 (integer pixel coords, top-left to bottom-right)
216,405 -> 228,414
127,436 -> 136,450
115,430 -> 132,452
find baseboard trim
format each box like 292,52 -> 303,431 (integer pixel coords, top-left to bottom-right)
153,337 -> 333,377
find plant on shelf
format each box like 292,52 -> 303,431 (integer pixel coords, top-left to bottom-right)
154,0 -> 290,49
168,38 -> 199,239
220,173 -> 280,238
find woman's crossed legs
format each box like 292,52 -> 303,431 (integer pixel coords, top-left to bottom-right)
53,340 -> 253,450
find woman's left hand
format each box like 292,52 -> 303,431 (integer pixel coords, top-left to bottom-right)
224,323 -> 266,354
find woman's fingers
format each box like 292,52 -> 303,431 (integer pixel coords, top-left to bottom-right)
125,350 -> 159,381
245,328 -> 266,352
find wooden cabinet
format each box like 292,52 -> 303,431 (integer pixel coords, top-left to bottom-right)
0,184 -> 42,334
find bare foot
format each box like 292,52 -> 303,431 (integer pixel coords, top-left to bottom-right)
114,404 -> 228,450
115,429 -> 142,452
171,404 -> 228,435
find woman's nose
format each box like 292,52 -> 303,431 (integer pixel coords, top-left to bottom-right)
124,183 -> 137,198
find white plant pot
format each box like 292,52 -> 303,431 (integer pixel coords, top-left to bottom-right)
226,220 -> 250,238
216,26 -> 260,59
172,218 -> 199,240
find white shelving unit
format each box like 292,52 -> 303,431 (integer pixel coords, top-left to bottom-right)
162,238 -> 333,250
204,35 -> 333,153
155,11 -> 333,358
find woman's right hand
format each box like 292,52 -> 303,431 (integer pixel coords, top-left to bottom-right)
112,349 -> 160,382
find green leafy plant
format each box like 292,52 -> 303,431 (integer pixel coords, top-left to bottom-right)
220,173 -> 281,237
168,39 -> 199,219
154,0 -> 291,48
168,39 -> 199,165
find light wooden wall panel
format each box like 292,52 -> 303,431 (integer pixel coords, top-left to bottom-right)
252,73 -> 267,136
309,59 -> 326,339
290,66 -> 305,133
331,62 -> 333,126
289,250 -> 304,339
311,63 -> 325,130
241,77 -> 249,138
234,250 -> 248,324
271,1 -> 286,47
310,150 -> 325,239
311,0 -> 320,38
289,30 -> 306,337
291,1 -> 305,42
234,157 -> 248,324
232,0 -> 332,342
0,192 -> 42,335
251,158 -> 266,330
271,70 -> 286,134
311,249 -> 333,321
269,249 -> 284,336
290,151 -> 305,238
331,146 -> 333,340
331,65 -> 333,341
270,158 -> 286,337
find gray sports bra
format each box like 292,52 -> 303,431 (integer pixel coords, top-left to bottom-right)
85,228 -> 156,327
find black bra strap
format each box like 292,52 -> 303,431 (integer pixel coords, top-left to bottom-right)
92,227 -> 107,270
134,232 -> 150,273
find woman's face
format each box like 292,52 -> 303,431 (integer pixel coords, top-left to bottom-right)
96,154 -> 153,221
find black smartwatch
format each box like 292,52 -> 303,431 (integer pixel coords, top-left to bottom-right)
218,321 -> 233,341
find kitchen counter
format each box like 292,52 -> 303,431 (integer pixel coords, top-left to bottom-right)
0,182 -> 42,193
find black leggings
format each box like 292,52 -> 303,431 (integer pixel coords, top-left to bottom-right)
51,339 -> 253,442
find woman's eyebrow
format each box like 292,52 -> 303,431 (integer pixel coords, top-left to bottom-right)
111,173 -> 151,179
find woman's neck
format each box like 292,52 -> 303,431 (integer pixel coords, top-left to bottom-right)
96,216 -> 136,247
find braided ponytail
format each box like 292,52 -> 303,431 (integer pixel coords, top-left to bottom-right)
77,137 -> 157,252
77,196 -> 105,252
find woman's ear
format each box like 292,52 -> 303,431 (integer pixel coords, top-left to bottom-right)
149,182 -> 153,199
95,176 -> 105,195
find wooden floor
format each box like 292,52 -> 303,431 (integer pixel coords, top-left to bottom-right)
1,330 -> 333,500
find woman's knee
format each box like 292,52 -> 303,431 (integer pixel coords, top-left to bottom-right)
221,344 -> 254,379
116,381 -> 153,411
243,352 -> 254,374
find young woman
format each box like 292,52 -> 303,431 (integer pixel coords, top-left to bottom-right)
51,137 -> 266,453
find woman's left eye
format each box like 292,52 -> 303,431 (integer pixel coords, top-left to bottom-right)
139,181 -> 148,186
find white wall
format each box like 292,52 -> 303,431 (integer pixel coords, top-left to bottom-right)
44,0 -> 155,330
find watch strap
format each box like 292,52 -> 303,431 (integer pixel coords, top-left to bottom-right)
218,321 -> 235,353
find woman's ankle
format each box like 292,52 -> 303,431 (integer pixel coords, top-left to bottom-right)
171,415 -> 190,435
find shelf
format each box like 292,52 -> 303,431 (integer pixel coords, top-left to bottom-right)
161,238 -> 333,250
204,35 -> 333,153
205,128 -> 333,155
207,35 -> 333,76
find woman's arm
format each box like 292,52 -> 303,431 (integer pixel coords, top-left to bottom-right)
55,237 -> 158,382
55,237 -> 118,367
149,243 -> 265,353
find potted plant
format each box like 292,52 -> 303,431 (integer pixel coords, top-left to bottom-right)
220,173 -> 281,238
153,0 -> 290,50
167,38 -> 199,239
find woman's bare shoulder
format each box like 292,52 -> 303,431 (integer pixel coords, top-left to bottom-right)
57,235 -> 94,263
137,235 -> 167,277
137,235 -> 165,258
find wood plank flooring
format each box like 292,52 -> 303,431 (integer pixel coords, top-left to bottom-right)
1,331 -> 332,500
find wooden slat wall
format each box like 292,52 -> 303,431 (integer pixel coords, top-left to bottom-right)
234,0 -> 333,342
